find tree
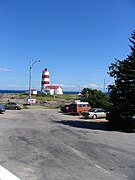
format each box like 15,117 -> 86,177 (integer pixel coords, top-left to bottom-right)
81,88 -> 111,111
108,31 -> 135,129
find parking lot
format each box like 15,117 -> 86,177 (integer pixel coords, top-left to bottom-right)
0,109 -> 135,180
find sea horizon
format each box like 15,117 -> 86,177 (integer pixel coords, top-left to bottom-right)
0,89 -> 80,95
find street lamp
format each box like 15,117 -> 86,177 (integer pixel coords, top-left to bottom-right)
29,58 -> 41,103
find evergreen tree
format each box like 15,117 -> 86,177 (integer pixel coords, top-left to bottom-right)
108,31 -> 135,129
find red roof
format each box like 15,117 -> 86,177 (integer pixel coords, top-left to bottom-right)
46,85 -> 62,90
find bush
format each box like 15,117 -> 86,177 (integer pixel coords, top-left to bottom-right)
81,88 -> 112,111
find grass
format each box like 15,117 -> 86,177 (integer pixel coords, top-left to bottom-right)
36,94 -> 78,101
18,93 -> 79,109
0,93 -> 79,109
19,93 -> 78,101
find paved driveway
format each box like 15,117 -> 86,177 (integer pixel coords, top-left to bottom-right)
0,109 -> 135,180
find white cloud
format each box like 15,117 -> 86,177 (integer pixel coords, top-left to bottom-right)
81,84 -> 98,89
88,83 -> 98,88
0,68 -> 14,72
61,83 -> 99,92
62,84 -> 77,88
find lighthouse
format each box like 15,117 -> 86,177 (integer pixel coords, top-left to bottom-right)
41,68 -> 50,92
41,67 -> 63,95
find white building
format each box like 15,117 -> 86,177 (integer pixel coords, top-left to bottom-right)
43,85 -> 63,95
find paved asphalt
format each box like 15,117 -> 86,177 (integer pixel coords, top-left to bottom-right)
0,109 -> 135,180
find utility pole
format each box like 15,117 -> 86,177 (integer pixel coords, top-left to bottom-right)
29,58 -> 32,101
29,58 -> 41,104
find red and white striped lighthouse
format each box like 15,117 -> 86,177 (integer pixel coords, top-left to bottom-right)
41,68 -> 50,91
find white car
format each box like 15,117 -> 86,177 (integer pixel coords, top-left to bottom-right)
82,108 -> 107,119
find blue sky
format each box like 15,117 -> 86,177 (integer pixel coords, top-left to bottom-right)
0,0 -> 135,92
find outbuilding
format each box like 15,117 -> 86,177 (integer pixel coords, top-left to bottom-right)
25,89 -> 37,96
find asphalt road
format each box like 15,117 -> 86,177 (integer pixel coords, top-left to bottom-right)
0,109 -> 135,180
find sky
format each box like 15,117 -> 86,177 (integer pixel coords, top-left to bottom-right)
0,0 -> 135,92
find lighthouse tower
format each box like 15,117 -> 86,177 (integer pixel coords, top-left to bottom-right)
41,68 -> 50,92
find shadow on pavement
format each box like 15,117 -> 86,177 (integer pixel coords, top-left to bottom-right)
54,119 -> 113,131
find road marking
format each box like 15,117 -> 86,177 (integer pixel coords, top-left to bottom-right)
0,165 -> 21,180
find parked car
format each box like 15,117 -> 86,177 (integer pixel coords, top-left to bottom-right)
5,102 -> 23,110
82,108 -> 107,119
68,100 -> 91,115
0,105 -> 5,113
60,104 -> 70,113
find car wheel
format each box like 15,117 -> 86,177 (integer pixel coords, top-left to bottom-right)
93,114 -> 97,119
15,107 -> 19,110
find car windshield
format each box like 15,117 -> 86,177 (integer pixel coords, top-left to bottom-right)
89,109 -> 97,112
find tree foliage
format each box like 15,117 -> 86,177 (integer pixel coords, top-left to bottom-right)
81,88 -> 111,110
108,31 -> 135,129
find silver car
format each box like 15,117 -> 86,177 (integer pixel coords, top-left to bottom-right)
5,102 -> 23,110
82,108 -> 107,119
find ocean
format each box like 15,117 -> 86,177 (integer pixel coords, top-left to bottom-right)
0,90 -> 79,95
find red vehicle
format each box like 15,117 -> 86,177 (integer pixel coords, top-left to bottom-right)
60,104 -> 70,113
68,100 -> 91,115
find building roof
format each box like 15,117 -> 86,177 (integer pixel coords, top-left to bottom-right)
46,85 -> 62,90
